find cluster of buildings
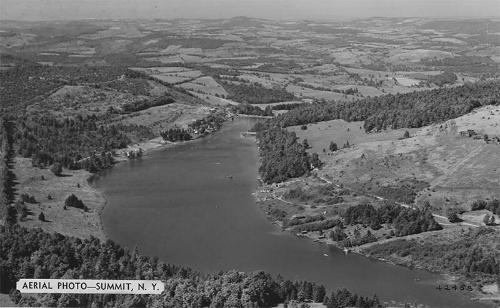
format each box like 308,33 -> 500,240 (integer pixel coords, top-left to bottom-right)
125,148 -> 143,159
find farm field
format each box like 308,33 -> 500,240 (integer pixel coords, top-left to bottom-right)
1,16 -> 499,308
2,17 -> 498,108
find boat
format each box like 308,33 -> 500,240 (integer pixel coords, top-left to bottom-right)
343,247 -> 350,255
323,253 -> 328,257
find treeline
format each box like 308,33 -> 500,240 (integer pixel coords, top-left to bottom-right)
231,103 -> 273,116
188,113 -> 226,135
426,71 -> 457,86
271,102 -> 309,111
256,128 -> 321,184
365,227 -> 500,280
343,203 -> 442,237
471,199 -> 500,215
219,80 -> 296,104
14,115 -> 144,172
255,81 -> 500,132
160,128 -> 192,142
121,96 -> 175,113
0,118 -> 16,222
0,225 -> 381,308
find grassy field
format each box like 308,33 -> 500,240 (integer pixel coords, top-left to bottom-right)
288,119 -> 419,154
14,158 -> 106,241
289,107 -> 500,217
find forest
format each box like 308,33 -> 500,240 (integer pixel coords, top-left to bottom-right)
271,102 -> 309,111
0,225 -> 382,308
121,96 -> 175,113
342,202 -> 442,237
256,128 -> 320,184
0,65 -> 147,113
218,80 -> 296,104
188,113 -> 226,135
160,128 -> 192,142
0,118 -> 16,223
255,81 -> 500,132
426,71 -> 457,86
364,228 -> 500,283
14,115 -> 152,172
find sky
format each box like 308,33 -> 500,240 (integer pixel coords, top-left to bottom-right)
0,0 -> 499,21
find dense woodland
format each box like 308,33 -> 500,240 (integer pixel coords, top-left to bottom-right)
14,115 -> 134,172
188,113 -> 226,135
121,96 -> 175,113
160,128 -> 192,142
271,103 -> 309,111
342,203 -> 442,237
426,71 -> 457,86
255,81 -> 500,132
218,80 -> 296,104
365,228 -> 500,283
0,118 -> 16,222
0,226 -> 382,308
256,128 -> 321,184
0,65 -> 146,112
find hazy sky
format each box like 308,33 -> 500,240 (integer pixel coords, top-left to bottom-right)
1,0 -> 499,21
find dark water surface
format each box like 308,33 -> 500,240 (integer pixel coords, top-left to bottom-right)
94,118 -> 484,308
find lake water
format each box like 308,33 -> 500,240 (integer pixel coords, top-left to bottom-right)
94,118 -> 485,308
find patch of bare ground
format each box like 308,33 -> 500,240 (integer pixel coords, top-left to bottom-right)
13,157 -> 106,241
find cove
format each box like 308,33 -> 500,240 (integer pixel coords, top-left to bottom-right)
94,118 -> 485,308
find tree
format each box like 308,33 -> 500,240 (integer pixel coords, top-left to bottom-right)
471,200 -> 487,211
6,205 -> 17,226
65,194 -> 87,211
311,153 -> 321,169
38,212 -> 45,222
447,209 -> 462,223
403,130 -> 410,139
329,142 -> 338,152
50,163 -> 62,176
302,139 -> 310,149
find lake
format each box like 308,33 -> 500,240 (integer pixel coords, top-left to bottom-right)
94,118 -> 484,308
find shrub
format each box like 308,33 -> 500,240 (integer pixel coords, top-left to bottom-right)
447,210 -> 463,223
20,193 -> 36,204
471,200 -> 487,211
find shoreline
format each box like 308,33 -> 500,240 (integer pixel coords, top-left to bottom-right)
254,187 -> 499,305
89,120 -> 231,239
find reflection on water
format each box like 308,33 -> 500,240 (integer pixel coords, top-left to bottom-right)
94,118 -> 484,308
